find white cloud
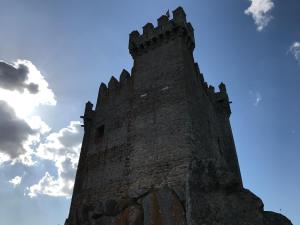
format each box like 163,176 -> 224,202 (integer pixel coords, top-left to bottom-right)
9,176 -> 22,187
0,152 -> 10,164
249,90 -> 262,106
26,116 -> 51,134
36,121 -> 82,163
289,42 -> 300,63
27,121 -> 83,198
19,116 -> 52,165
27,171 -> 74,198
245,0 -> 274,31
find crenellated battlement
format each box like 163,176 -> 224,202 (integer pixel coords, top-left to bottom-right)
192,62 -> 231,116
95,69 -> 132,109
129,7 -> 195,58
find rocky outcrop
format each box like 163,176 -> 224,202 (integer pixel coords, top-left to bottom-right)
142,188 -> 186,225
70,188 -> 186,225
264,211 -> 293,225
67,186 -> 293,225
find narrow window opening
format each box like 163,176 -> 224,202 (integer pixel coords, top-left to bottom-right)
95,125 -> 105,144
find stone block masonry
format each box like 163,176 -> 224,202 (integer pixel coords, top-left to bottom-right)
65,6 -> 293,225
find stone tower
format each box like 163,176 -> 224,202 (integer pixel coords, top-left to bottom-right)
65,7 -> 292,225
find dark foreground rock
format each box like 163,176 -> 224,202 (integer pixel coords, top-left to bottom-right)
264,211 -> 293,225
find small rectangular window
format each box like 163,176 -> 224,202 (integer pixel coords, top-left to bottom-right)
95,125 -> 105,144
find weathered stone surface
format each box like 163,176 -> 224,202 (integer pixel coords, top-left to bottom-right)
115,204 -> 143,225
92,201 -> 104,219
142,188 -> 186,225
104,199 -> 119,216
187,189 -> 265,225
186,158 -> 290,225
65,6 -> 293,225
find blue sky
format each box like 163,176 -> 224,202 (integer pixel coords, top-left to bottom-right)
0,0 -> 299,225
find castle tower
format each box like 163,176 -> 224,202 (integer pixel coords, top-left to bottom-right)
65,7 -> 292,225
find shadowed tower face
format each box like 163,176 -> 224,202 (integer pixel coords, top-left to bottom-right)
65,7 -> 293,225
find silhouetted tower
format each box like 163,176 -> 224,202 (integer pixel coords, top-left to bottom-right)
65,7 -> 293,225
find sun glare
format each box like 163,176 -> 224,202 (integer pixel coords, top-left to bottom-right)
0,60 -> 56,119
0,89 -> 35,118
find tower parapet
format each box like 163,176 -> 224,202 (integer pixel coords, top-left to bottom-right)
129,7 -> 195,58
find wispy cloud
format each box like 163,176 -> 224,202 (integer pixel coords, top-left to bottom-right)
9,176 -> 22,187
249,90 -> 262,106
245,0 -> 274,31
289,42 -> 300,64
254,92 -> 262,106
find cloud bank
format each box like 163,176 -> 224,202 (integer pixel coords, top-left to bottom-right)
245,0 -> 274,31
0,59 -> 83,199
